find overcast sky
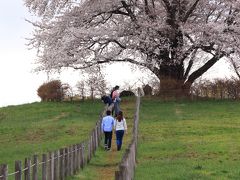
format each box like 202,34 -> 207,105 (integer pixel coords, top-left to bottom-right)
0,1 -> 144,107
0,1 -> 43,107
0,1 -> 235,107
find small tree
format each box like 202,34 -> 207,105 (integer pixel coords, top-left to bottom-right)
76,80 -> 86,101
62,83 -> 74,101
37,80 -> 64,101
85,67 -> 107,100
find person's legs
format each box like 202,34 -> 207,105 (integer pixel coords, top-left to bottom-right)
116,130 -> 124,151
118,130 -> 124,150
105,131 -> 112,151
116,130 -> 120,150
104,132 -> 108,150
108,103 -> 114,112
107,131 -> 113,150
114,102 -> 118,117
116,101 -> 120,115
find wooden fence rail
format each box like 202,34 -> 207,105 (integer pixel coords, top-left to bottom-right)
115,88 -> 141,180
0,107 -> 107,180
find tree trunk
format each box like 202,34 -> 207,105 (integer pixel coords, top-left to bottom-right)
157,64 -> 191,98
159,76 -> 191,98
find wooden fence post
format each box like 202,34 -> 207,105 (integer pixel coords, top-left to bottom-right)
97,123 -> 100,145
59,149 -> 64,180
42,154 -> 47,180
95,128 -> 98,149
24,158 -> 31,180
95,128 -> 98,151
87,139 -> 91,163
0,164 -> 8,180
96,125 -> 99,146
74,145 -> 78,173
71,146 -> 74,174
49,152 -> 54,180
54,151 -> 59,180
82,143 -> 86,167
77,144 -> 81,171
80,143 -> 84,169
64,148 -> 69,177
119,165 -> 127,180
115,171 -> 121,180
69,146 -> 73,176
92,131 -> 95,155
32,155 -> 38,180
15,161 -> 22,180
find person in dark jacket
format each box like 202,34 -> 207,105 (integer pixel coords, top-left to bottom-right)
101,95 -> 113,106
101,95 -> 114,113
111,86 -> 121,117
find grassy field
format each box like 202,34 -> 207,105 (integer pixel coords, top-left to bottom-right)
0,100 -> 103,173
68,97 -> 136,180
2,97 -> 240,179
135,98 -> 240,179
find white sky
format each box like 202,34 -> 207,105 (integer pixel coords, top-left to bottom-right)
0,1 -> 235,107
0,0 -> 145,107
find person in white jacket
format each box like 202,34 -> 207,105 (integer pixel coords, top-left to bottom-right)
114,111 -> 127,151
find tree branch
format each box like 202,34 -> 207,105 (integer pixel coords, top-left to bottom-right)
182,0 -> 200,23
179,45 -> 197,65
70,58 -> 149,70
230,58 -> 240,79
161,0 -> 171,11
186,52 -> 224,84
121,1 -> 137,21
183,49 -> 197,80
110,9 -> 130,16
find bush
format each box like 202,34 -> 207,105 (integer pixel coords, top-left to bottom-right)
143,84 -> 153,96
37,80 -> 64,101
120,90 -> 135,97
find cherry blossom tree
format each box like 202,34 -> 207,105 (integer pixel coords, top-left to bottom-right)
230,55 -> 240,79
24,0 -> 240,97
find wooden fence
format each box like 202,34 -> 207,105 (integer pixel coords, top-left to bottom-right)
115,89 -> 141,180
0,107 -> 107,180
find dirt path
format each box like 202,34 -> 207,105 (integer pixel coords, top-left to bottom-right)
96,101 -> 134,180
97,136 -> 118,180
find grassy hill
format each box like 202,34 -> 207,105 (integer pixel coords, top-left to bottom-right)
0,100 -> 103,172
2,98 -> 240,179
135,98 -> 240,179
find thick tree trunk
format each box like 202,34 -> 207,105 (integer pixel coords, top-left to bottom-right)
156,64 -> 191,98
159,76 -> 191,98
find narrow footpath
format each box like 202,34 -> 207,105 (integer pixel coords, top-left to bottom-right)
68,98 -> 135,180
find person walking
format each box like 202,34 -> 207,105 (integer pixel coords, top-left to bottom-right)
101,110 -> 114,151
112,85 -> 121,117
101,95 -> 114,112
114,111 -> 127,151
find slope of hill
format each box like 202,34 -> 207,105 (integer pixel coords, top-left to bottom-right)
135,99 -> 240,179
0,100 -> 103,172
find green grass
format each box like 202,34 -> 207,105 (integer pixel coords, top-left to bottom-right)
135,98 -> 240,179
0,100 -> 103,173
3,97 -> 240,179
67,144 -> 126,180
